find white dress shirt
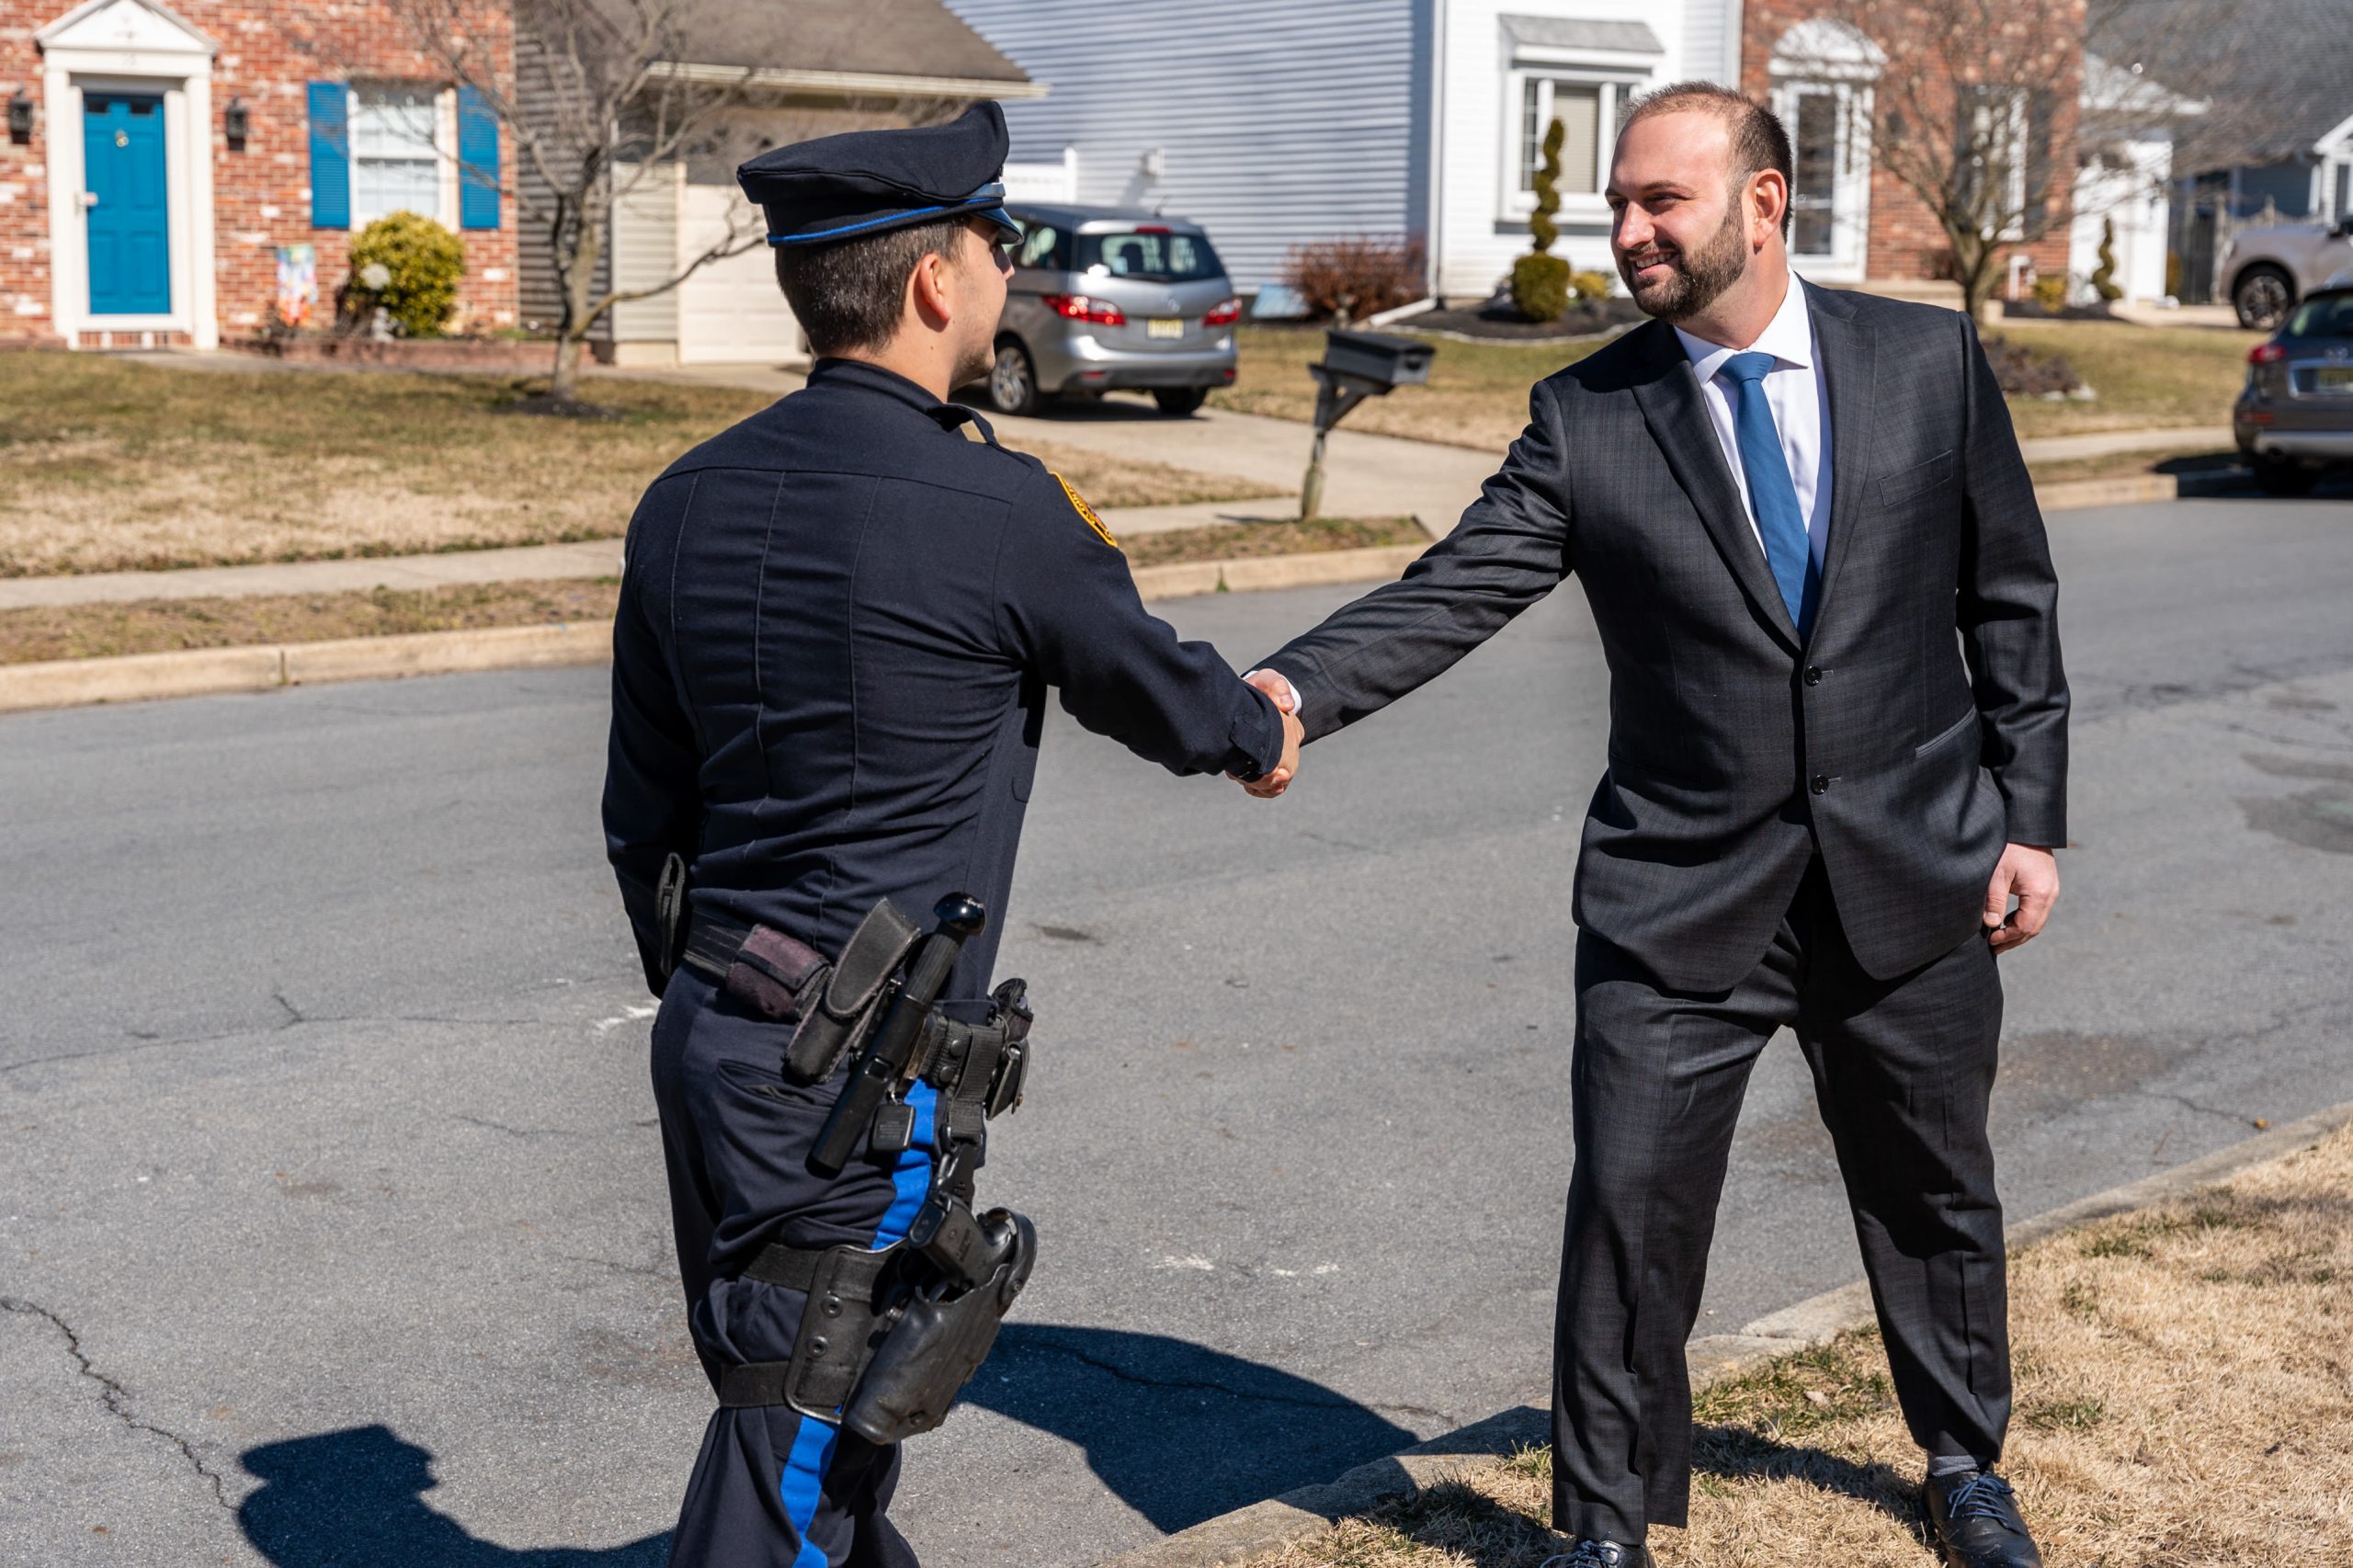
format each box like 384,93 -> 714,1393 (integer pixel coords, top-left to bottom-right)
1673,273 -> 1834,554
1254,276 -> 1836,722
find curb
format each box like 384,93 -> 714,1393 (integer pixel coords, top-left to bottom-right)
1096,1097 -> 2353,1568
0,546 -> 1428,715
0,621 -> 611,715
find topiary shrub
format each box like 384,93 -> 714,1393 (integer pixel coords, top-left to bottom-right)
2031,273 -> 2070,313
1568,269 -> 1613,304
348,211 -> 466,338
2091,217 -> 2124,301
1511,255 -> 1572,323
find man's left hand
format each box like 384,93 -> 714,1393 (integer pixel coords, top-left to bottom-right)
1984,843 -> 2060,955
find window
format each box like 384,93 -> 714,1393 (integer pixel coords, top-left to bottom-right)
1770,21 -> 1882,278
351,85 -> 440,228
1013,221 -> 1065,271
1512,74 -> 1643,203
1077,230 -> 1222,281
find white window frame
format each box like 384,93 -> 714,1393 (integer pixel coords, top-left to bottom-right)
1770,79 -> 1874,280
347,81 -> 460,231
1500,68 -> 1652,224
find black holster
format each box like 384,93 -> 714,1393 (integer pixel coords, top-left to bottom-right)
843,1208 -> 1037,1446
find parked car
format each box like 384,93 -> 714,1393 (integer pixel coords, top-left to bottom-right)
2233,282 -> 2353,494
2220,217 -> 2353,330
981,205 -> 1242,416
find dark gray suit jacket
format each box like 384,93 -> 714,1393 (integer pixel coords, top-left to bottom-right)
1262,281 -> 2067,993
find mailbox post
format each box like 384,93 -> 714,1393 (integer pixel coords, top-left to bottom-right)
1300,329 -> 1435,519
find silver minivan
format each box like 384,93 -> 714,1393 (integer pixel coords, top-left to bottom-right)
982,204 -> 1242,416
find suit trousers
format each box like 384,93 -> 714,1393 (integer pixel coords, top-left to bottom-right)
1551,859 -> 2011,1541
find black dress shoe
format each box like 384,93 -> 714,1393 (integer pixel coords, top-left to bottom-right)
1925,1469 -> 2043,1568
1540,1541 -> 1653,1568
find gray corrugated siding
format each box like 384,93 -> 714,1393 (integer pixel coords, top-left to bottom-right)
945,0 -> 1423,291
1683,0 -> 1739,86
513,33 -> 612,342
608,163 -> 681,344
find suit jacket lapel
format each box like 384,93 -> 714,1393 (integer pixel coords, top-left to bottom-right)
1628,320 -> 1802,650
1805,280 -> 1878,640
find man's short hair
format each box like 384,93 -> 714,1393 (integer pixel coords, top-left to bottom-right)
1621,82 -> 1795,236
773,216 -> 970,358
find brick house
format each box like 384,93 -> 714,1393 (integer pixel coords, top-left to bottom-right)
1737,1 -> 2083,302
2,0 -> 516,349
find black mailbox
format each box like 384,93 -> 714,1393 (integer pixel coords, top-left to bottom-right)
1321,329 -> 1434,388
1298,326 -> 1438,517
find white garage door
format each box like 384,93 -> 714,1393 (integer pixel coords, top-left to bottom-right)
676,179 -> 804,365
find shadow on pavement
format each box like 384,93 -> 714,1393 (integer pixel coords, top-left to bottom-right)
963,1324 -> 1418,1533
240,1426 -> 670,1567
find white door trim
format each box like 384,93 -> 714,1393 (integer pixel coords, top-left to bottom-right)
38,0 -> 220,347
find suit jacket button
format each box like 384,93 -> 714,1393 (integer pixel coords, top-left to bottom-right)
1810,774 -> 1830,795
1803,665 -> 1823,686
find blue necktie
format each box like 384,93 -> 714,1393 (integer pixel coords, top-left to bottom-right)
1718,351 -> 1818,635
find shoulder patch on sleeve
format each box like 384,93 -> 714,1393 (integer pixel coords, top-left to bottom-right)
1051,472 -> 1119,549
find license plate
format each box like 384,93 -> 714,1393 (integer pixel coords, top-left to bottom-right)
2317,365 -> 2353,392
1147,317 -> 1184,340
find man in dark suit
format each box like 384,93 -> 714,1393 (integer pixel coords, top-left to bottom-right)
1244,84 -> 2065,1568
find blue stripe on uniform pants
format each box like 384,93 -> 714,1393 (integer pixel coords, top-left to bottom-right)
1718,351 -> 1820,637
775,1079 -> 939,1567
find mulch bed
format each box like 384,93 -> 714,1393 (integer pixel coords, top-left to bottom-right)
1405,297 -> 1650,340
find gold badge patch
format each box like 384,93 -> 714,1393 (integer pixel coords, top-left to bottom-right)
1053,472 -> 1118,549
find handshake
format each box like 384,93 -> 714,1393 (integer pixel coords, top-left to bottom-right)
1233,669 -> 1303,801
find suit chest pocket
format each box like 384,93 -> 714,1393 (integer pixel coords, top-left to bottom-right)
1878,448 -> 1958,506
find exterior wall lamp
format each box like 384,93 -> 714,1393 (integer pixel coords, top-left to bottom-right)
224,96 -> 249,150
7,91 -> 32,147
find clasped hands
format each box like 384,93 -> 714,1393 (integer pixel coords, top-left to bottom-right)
1230,669 -> 1302,800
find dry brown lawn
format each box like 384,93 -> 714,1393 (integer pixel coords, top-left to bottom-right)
0,579 -> 621,664
0,350 -> 1279,577
1212,318 -> 2251,455
2,518 -> 1421,662
1250,1122 -> 2353,1568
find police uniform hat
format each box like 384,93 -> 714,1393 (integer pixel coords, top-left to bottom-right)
740,101 -> 1022,250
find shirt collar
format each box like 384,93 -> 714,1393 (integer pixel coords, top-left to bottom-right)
807,356 -> 945,412
1673,274 -> 1814,383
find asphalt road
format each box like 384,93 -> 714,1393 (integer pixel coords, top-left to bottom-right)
5,494 -> 2352,1568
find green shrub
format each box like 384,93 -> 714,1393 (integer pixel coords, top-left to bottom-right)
348,211 -> 466,338
1569,269 -> 1613,303
2031,273 -> 2070,313
1511,253 -> 1572,322
1529,118 -> 1565,256
2091,217 -> 2124,301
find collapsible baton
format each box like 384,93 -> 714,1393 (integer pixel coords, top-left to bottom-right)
809,893 -> 988,1177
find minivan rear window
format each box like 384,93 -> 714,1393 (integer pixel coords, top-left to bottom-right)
1078,231 -> 1223,282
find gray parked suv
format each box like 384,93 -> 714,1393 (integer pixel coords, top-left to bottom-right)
2234,283 -> 2353,494
982,205 -> 1241,416
2220,216 -> 2353,330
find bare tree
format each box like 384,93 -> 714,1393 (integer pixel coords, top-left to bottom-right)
383,0 -> 938,403
1798,0 -> 2085,317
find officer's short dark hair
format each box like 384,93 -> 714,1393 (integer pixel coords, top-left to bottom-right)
774,217 -> 972,358
1620,82 -> 1795,237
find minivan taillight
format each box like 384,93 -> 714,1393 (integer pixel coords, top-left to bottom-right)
1043,293 -> 1127,326
2250,342 -> 2288,364
1202,297 -> 1243,326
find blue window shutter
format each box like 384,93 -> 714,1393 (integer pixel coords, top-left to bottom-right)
308,82 -> 350,231
458,86 -> 500,231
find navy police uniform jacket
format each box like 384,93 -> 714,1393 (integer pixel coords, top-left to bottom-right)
603,358 -> 1285,1006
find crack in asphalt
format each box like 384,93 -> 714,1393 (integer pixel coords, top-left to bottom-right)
0,1295 -> 232,1512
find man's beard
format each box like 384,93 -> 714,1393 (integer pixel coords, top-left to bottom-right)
1617,201 -> 1749,323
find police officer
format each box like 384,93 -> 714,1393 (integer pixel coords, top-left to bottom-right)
602,103 -> 1302,1567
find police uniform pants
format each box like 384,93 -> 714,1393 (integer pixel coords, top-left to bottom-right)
1552,858 -> 2010,1544
651,968 -> 932,1568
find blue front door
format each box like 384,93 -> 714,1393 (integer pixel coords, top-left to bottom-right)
85,94 -> 171,317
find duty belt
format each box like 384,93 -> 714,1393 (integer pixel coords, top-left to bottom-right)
682,910 -> 1032,1145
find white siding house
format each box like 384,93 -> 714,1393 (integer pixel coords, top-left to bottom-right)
948,0 -> 1728,302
